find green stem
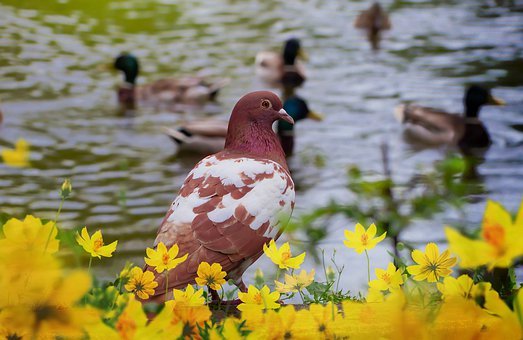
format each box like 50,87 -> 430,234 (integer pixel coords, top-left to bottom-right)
85,257 -> 93,304
276,268 -> 282,281
110,278 -> 123,310
365,250 -> 371,283
43,198 -> 64,253
298,289 -> 306,304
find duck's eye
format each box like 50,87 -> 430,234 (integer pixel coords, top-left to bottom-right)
261,99 -> 272,109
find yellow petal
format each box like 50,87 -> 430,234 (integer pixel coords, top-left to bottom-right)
367,223 -> 377,238
425,243 -> 440,263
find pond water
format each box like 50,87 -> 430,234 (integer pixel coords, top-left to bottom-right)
1,0 -> 522,292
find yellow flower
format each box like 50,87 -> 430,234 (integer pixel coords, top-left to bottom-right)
407,243 -> 457,282
366,287 -> 384,302
445,199 -> 523,269
275,269 -> 315,293
76,227 -> 117,258
482,288 -> 523,339
195,262 -> 227,290
1,138 -> 29,167
0,215 -> 59,254
144,241 -> 188,274
368,263 -> 405,291
343,223 -> 386,254
309,302 -> 343,338
25,271 -> 98,338
124,267 -> 158,300
437,274 -> 492,300
86,295 -> 175,340
263,240 -> 305,269
238,285 -> 280,311
173,284 -> 206,306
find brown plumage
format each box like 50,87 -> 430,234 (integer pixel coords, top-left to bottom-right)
145,91 -> 295,303
354,2 -> 391,49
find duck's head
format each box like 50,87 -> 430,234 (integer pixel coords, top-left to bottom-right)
114,53 -> 140,85
279,96 -> 323,132
464,85 -> 504,117
283,38 -> 306,65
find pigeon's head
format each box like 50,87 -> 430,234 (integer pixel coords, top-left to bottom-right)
225,91 -> 293,164
230,91 -> 294,127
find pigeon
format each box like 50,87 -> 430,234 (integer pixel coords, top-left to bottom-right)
146,91 -> 295,303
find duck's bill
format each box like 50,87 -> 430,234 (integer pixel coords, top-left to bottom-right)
278,108 -> 294,124
96,63 -> 115,71
298,48 -> 309,61
307,110 -> 324,121
488,95 -> 505,106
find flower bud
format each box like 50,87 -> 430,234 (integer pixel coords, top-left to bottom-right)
326,266 -> 336,282
60,178 -> 72,199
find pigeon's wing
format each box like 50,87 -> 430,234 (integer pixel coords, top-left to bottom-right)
147,153 -> 295,294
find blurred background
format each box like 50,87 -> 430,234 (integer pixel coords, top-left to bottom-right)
0,0 -> 522,292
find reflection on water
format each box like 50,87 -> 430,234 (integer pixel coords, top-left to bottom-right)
0,0 -> 522,289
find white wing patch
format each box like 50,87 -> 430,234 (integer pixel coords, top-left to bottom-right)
165,155 -> 294,239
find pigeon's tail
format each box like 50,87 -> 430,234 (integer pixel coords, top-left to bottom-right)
162,127 -> 192,145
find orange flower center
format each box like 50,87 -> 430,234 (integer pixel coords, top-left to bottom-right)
93,238 -> 104,251
360,234 -> 369,246
116,314 -> 137,340
380,272 -> 392,284
162,253 -> 170,265
482,222 -> 505,250
281,251 -> 291,262
253,292 -> 263,304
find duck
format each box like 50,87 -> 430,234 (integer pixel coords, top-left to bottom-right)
255,38 -> 307,88
354,2 -> 391,50
394,85 -> 505,150
163,95 -> 323,156
113,52 -> 229,108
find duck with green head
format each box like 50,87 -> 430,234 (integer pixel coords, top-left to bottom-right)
113,52 -> 229,107
395,85 -> 505,150
163,95 -> 322,156
255,38 -> 308,88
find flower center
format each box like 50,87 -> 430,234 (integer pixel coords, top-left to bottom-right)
116,313 -> 137,340
380,272 -> 392,284
281,251 -> 291,262
360,234 -> 369,246
93,238 -> 104,251
482,222 -> 505,251
253,292 -> 263,304
162,253 -> 170,265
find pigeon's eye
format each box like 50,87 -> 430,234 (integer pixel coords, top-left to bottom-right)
261,99 -> 272,109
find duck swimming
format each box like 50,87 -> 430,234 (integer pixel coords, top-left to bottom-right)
255,38 -> 307,88
164,95 -> 322,156
354,2 -> 391,50
113,53 -> 229,108
394,85 -> 505,150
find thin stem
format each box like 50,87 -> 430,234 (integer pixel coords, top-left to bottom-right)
298,289 -> 306,304
110,278 -> 123,310
87,256 -> 93,274
275,268 -> 282,281
365,250 -> 371,283
43,198 -> 64,253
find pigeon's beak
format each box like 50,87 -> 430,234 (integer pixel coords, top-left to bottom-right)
278,108 -> 294,124
488,95 -> 505,106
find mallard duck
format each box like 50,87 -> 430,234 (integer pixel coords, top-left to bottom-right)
163,95 -> 323,156
255,38 -> 307,88
354,2 -> 391,50
394,85 -> 505,149
113,53 -> 229,107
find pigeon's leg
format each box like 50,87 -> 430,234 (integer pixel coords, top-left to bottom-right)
210,288 -> 221,303
236,279 -> 248,293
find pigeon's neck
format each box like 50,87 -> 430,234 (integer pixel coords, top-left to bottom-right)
225,121 -> 288,170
